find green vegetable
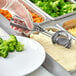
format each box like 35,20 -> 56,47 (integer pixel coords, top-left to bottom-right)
15,42 -> 24,52
30,0 -> 76,17
7,35 -> 17,46
8,43 -> 15,52
0,41 -> 8,58
0,38 -> 3,44
0,35 -> 24,58
7,35 -> 17,52
0,48 -> 8,58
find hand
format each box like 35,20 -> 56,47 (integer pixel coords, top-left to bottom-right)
11,17 -> 31,35
5,0 -> 33,35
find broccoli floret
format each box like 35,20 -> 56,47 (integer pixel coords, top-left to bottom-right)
15,42 -> 24,52
0,43 -> 8,58
7,35 -> 17,46
0,38 -> 3,44
0,35 -> 24,58
60,3 -> 76,15
0,49 -> 8,58
8,43 -> 15,52
35,1 -> 44,7
31,0 -> 76,17
7,35 -> 17,52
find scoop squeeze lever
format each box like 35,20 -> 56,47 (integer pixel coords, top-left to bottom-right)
52,31 -> 71,48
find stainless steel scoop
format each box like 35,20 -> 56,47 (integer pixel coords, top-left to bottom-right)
10,16 -> 71,48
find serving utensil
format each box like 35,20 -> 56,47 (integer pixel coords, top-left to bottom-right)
10,16 -> 71,48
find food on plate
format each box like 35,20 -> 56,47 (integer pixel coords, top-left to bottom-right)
0,35 -> 24,58
30,29 -> 76,71
0,9 -> 12,20
63,19 -> 76,36
30,0 -> 76,17
0,38 -> 3,44
16,42 -> 24,52
0,42 -> 8,58
29,11 -> 44,23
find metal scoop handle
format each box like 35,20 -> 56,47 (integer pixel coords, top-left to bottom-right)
10,17 -> 71,48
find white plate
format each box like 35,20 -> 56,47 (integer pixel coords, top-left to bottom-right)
0,36 -> 45,76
